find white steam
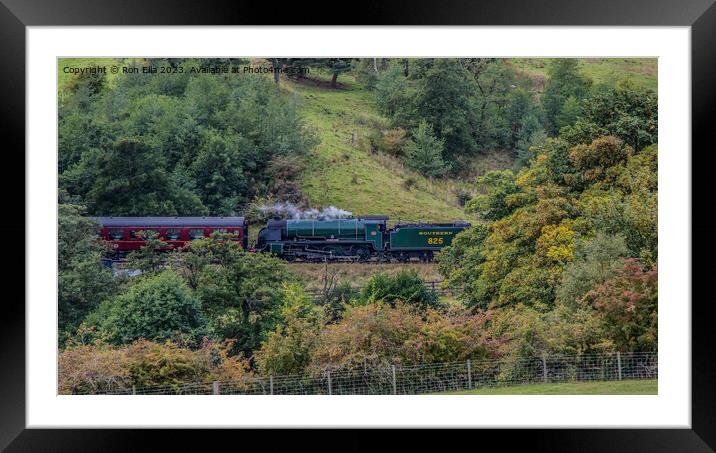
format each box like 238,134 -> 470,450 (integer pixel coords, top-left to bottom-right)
259,202 -> 353,220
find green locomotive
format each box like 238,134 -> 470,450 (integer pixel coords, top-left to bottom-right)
255,216 -> 469,262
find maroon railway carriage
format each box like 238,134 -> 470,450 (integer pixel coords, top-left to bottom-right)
98,217 -> 247,254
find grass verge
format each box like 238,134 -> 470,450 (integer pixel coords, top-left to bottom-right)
438,379 -> 657,395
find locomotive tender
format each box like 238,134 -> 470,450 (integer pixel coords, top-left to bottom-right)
97,215 -> 469,262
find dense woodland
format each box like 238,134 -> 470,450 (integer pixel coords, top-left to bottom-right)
57,58 -> 657,393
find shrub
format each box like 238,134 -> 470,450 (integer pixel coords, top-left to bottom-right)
255,285 -> 321,376
381,128 -> 407,156
455,189 -> 472,207
58,342 -> 131,394
58,338 -> 253,394
556,232 -> 628,306
83,269 -> 206,345
465,170 -> 519,221
361,269 -> 440,310
319,281 -> 361,323
309,303 -> 492,372
403,176 -> 417,190
582,259 -> 657,352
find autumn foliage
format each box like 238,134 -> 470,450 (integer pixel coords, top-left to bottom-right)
58,338 -> 253,394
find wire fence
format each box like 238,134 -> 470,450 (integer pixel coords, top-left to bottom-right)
85,351 -> 657,395
305,279 -> 451,298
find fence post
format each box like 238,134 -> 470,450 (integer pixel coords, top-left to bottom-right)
269,376 -> 274,395
212,381 -> 219,395
391,365 -> 397,395
542,355 -> 548,383
132,385 -> 136,395
467,359 -> 472,389
617,352 -> 623,380
327,372 -> 332,395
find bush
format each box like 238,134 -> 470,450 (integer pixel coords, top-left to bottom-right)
309,303 -> 492,372
319,281 -> 361,323
556,232 -> 628,306
361,269 -> 440,310
58,338 -> 253,394
58,342 -> 131,394
403,176 -> 417,190
455,189 -> 472,207
582,259 -> 657,352
255,285 -> 321,376
381,128 -> 407,156
83,270 -> 206,345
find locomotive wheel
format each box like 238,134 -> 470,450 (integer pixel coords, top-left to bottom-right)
356,247 -> 371,262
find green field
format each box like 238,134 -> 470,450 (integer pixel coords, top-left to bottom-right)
508,58 -> 657,92
439,379 -> 657,395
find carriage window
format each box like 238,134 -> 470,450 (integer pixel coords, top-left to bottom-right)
109,229 -> 124,240
189,228 -> 205,240
165,228 -> 181,240
129,230 -> 138,239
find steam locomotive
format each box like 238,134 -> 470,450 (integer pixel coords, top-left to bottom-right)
256,216 -> 469,262
98,215 -> 469,262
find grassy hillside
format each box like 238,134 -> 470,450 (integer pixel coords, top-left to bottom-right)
508,58 -> 657,92
439,379 -> 657,395
281,75 -> 478,224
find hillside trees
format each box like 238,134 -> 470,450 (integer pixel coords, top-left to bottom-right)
556,232 -> 629,307
374,58 -> 548,174
74,138 -> 208,216
58,196 -> 118,343
410,59 -> 480,163
374,64 -> 414,126
561,81 -> 657,150
59,61 -> 316,216
465,170 -> 519,221
289,58 -> 352,87
439,82 -> 658,315
543,59 -> 593,133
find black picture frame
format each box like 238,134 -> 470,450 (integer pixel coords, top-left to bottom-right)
2,0 -> 713,450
